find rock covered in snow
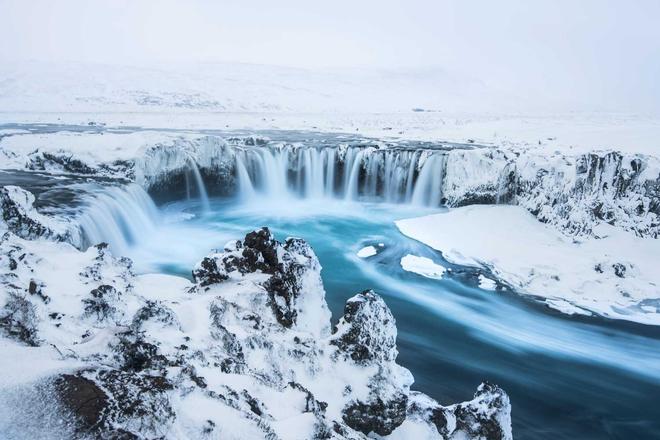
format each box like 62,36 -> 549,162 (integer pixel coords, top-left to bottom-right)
331,290 -> 398,364
0,220 -> 512,439
192,227 -> 331,336
0,185 -> 75,243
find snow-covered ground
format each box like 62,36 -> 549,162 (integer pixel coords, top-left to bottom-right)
396,205 -> 660,325
1,60 -> 659,156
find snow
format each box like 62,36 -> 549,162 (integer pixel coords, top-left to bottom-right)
478,275 -> 497,290
357,245 -> 378,258
400,255 -> 446,279
1,61 -> 659,157
0,129 -> 190,170
396,205 -> 660,325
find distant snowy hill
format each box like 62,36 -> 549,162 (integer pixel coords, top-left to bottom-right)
0,60 -> 516,114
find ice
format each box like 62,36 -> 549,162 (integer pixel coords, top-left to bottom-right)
400,255 -> 446,279
396,205 -> 660,325
357,245 -> 378,258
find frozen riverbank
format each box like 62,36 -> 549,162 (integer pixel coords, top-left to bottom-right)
396,205 -> 660,325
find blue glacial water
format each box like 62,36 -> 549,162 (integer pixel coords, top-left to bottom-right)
124,196 -> 660,440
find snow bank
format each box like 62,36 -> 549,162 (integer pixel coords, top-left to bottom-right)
396,205 -> 660,325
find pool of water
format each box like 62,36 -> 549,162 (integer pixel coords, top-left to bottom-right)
116,195 -> 660,440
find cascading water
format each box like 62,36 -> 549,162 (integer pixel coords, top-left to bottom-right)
186,157 -> 210,212
77,184 -> 159,256
231,145 -> 453,206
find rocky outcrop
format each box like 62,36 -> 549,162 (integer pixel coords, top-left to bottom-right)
0,225 -> 512,439
0,185 -> 75,242
331,290 -> 398,364
192,227 -> 331,336
516,151 -> 660,238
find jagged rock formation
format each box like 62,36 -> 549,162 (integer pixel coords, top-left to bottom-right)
0,206 -> 512,439
0,185 -> 76,242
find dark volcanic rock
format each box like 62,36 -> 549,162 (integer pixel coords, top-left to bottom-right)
343,394 -> 408,436
0,186 -> 67,241
53,374 -> 109,434
192,227 -> 326,330
453,382 -> 511,440
331,289 -> 398,364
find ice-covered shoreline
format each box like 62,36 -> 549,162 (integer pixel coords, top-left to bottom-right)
396,205 -> 660,325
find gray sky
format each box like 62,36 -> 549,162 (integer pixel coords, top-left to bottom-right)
1,0 -> 659,113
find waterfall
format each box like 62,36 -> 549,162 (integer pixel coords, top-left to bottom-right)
227,144 -> 451,207
325,148 -> 336,197
187,157 -> 210,212
77,184 -> 159,256
411,154 -> 446,206
75,145 -> 453,258
344,149 -> 366,201
235,152 -> 256,200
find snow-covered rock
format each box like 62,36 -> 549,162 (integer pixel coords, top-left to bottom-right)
0,213 -> 512,439
0,185 -> 76,243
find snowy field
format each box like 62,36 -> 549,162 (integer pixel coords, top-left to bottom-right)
1,61 -> 660,157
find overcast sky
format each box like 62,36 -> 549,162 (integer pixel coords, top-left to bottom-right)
1,0 -> 659,113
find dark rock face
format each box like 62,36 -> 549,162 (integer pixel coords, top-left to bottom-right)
613,263 -> 627,278
54,370 -> 174,439
342,394 -> 408,436
0,186 -> 66,241
28,151 -> 98,175
82,284 -> 119,321
130,300 -> 180,332
27,150 -> 134,179
192,256 -> 229,286
453,382 -> 510,440
0,291 -> 40,346
193,227 -> 322,329
53,374 -> 109,434
332,291 -> 410,436
331,290 -> 398,364
521,151 -> 660,237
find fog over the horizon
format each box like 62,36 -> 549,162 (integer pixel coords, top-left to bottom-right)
1,0 -> 659,114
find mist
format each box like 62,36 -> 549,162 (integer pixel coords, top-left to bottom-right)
1,0 -> 659,113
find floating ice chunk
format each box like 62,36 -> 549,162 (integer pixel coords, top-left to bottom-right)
478,274 -> 497,290
357,245 -> 378,258
545,299 -> 592,316
400,255 -> 446,279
